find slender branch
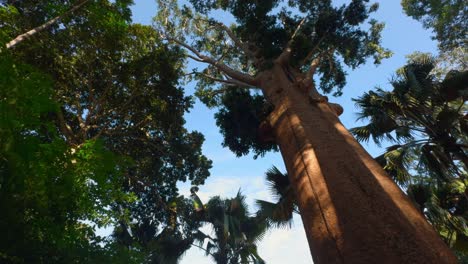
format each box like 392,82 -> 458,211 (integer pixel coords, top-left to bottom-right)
187,54 -> 206,63
289,17 -> 307,45
199,72 -> 256,88
90,91 -> 140,140
56,108 -> 77,145
214,22 -> 258,62
208,85 -> 255,96
191,17 -> 258,63
297,57 -> 322,93
277,17 -> 307,64
92,113 -> 150,141
73,96 -> 88,141
166,37 -> 258,86
6,0 -> 91,49
86,86 -> 97,126
300,34 -> 327,67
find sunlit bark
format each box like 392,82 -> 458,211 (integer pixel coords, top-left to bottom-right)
258,62 -> 457,263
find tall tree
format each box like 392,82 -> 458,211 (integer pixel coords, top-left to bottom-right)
154,1 -> 456,262
0,45 -> 145,264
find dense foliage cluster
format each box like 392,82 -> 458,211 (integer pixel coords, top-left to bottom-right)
214,89 -> 276,158
401,0 -> 467,52
1,0 -> 211,262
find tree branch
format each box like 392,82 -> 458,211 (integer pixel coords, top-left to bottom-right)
6,0 -> 91,49
277,17 -> 307,64
213,22 -> 258,63
289,17 -> 307,45
187,54 -> 206,63
199,72 -> 256,88
307,57 -> 321,77
191,243 -> 216,258
56,108 -> 77,145
300,34 -> 327,67
166,37 -> 259,86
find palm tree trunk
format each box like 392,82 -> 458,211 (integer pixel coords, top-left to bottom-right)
6,0 -> 90,49
259,63 -> 457,264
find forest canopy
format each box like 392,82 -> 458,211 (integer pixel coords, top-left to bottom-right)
0,0 -> 466,263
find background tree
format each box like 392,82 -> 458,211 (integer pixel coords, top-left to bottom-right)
1,0 -> 211,262
0,48 -> 144,264
401,0 -> 467,52
401,0 -> 467,83
191,189 -> 267,264
351,55 -> 468,259
153,1 -> 455,262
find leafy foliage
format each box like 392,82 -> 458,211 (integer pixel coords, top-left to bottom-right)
215,89 -> 277,158
1,0 -> 212,262
256,167 -> 298,229
401,0 -> 467,52
190,190 -> 267,264
180,0 -> 391,94
0,51 -> 141,263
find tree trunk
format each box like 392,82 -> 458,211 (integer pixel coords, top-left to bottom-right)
259,63 -> 457,264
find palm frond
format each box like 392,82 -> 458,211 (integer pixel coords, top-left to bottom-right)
394,126 -> 414,142
257,166 -> 297,229
199,192 -> 268,263
425,192 -> 468,244
440,70 -> 468,101
264,166 -> 290,198
350,125 -> 372,143
255,199 -> 294,229
407,183 -> 432,211
420,144 -> 454,182
351,121 -> 396,145
382,147 -> 412,186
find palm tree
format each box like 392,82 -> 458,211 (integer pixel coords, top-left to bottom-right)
352,55 -> 467,183
255,166 -> 298,229
191,189 -> 267,264
351,55 -> 468,256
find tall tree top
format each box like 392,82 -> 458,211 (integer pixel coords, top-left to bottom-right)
155,0 -> 391,99
154,0 -> 391,157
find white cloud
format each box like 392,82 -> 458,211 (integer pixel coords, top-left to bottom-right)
178,175 -> 313,264
258,217 -> 312,264
180,216 -> 312,264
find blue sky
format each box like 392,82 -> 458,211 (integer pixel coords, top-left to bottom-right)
130,1 -> 438,263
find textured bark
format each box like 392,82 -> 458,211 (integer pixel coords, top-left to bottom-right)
259,63 -> 457,264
